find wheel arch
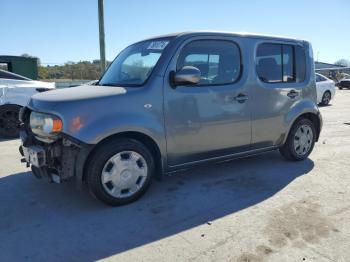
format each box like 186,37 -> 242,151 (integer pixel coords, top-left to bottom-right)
324,89 -> 331,97
286,112 -> 321,144
81,131 -> 164,182
0,103 -> 23,109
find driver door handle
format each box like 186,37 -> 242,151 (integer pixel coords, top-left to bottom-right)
233,93 -> 249,103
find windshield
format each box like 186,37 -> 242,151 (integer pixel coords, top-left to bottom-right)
99,38 -> 172,87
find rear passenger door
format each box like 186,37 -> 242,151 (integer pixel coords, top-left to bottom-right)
251,42 -> 307,148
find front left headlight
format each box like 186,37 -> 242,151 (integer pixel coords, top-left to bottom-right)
30,111 -> 63,137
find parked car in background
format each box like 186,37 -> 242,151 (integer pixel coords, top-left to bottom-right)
19,32 -> 322,205
315,73 -> 336,105
337,75 -> 350,90
0,70 -> 55,138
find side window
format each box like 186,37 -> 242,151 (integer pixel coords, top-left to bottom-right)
256,44 -> 282,83
256,43 -> 306,83
177,40 -> 241,85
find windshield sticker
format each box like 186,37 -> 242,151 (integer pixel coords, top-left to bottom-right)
147,41 -> 169,50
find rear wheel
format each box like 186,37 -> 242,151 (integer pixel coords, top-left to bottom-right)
279,118 -> 316,161
86,138 -> 155,206
321,91 -> 331,105
0,104 -> 22,138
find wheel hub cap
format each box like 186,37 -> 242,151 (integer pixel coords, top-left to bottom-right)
293,125 -> 313,156
101,151 -> 148,198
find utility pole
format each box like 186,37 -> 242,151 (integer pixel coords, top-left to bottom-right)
98,0 -> 106,73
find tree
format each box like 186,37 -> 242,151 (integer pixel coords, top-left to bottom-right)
334,59 -> 350,67
38,66 -> 48,79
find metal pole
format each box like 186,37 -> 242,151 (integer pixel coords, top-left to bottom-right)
98,0 -> 106,73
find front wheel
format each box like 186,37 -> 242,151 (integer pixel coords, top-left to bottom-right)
86,138 -> 155,206
279,118 -> 316,161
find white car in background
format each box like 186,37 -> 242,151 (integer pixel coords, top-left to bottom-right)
316,73 -> 336,106
0,70 -> 55,138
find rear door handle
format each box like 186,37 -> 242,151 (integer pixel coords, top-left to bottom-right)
233,93 -> 248,103
287,90 -> 299,99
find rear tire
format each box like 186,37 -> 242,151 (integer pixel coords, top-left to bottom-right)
0,104 -> 22,138
279,118 -> 316,161
86,138 -> 155,206
321,91 -> 331,105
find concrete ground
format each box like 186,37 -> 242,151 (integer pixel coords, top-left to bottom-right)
0,91 -> 349,262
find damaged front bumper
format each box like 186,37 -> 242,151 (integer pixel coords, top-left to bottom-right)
19,108 -> 93,187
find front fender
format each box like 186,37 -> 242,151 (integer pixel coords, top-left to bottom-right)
65,111 -> 166,156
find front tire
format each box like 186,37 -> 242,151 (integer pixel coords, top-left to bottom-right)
279,118 -> 316,161
86,138 -> 155,206
0,104 -> 22,138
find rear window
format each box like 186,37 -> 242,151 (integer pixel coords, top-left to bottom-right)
0,70 -> 31,81
256,43 -> 306,83
316,74 -> 327,82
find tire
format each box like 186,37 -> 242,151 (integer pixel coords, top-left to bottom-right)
0,104 -> 22,138
339,87 -> 343,90
279,118 -> 316,161
320,91 -> 331,106
86,138 -> 155,206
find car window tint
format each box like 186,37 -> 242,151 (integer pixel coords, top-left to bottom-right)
256,43 -> 306,84
177,40 -> 241,85
256,44 -> 282,83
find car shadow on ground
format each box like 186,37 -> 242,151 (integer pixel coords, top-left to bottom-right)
0,137 -> 17,142
318,104 -> 332,108
0,151 -> 314,261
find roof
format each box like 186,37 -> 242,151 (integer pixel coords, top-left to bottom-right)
142,31 -> 306,42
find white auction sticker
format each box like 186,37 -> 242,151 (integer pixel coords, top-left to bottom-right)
147,41 -> 169,50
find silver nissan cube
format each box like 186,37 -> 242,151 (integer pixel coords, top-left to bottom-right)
19,31 -> 322,205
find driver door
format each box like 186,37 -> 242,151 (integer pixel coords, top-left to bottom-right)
163,37 -> 252,167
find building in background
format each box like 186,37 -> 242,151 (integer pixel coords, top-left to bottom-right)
315,61 -> 350,81
0,55 -> 38,80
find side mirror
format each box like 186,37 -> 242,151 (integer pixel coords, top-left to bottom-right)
172,66 -> 201,87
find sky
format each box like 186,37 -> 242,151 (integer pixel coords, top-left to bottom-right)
1,0 -> 349,65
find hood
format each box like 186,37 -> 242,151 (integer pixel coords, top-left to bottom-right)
28,85 -> 128,114
31,85 -> 126,102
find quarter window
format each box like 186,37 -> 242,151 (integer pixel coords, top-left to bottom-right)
256,43 -> 306,83
177,40 -> 241,85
